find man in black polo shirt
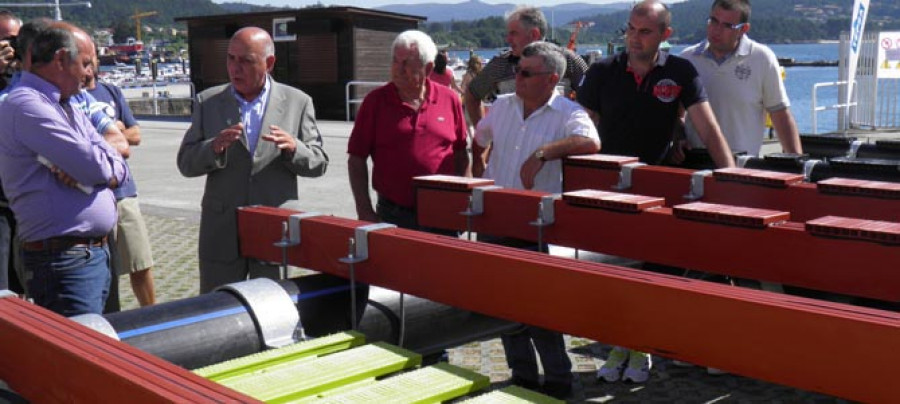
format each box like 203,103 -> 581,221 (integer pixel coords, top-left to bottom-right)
577,0 -> 735,168
575,0 -> 735,385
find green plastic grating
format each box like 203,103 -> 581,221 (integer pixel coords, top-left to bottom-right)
459,386 -> 564,404
217,342 -> 422,403
193,331 -> 365,380
292,362 -> 489,403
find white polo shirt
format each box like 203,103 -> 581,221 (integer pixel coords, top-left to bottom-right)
682,36 -> 790,156
475,92 -> 599,193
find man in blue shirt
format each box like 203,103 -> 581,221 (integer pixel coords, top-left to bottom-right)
0,23 -> 128,315
87,57 -> 156,309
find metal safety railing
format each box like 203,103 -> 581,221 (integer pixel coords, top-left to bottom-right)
345,81 -> 385,122
811,80 -> 856,134
120,80 -> 195,116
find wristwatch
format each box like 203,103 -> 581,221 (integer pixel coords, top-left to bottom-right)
534,149 -> 546,162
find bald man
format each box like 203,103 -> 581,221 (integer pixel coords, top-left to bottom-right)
178,27 -> 328,292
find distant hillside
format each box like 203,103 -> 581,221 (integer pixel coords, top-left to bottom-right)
580,0 -> 900,44
377,0 -> 632,27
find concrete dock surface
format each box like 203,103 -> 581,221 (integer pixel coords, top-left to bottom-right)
120,118 -> 847,403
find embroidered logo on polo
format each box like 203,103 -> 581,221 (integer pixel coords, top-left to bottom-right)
734,64 -> 752,80
652,79 -> 682,103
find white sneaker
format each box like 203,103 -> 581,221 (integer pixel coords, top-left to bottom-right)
597,346 -> 629,382
622,350 -> 652,383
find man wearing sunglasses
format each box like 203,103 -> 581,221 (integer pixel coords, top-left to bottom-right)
678,0 -> 801,159
465,6 -> 587,130
473,41 -> 599,399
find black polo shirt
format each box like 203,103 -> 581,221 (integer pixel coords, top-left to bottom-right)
577,51 -> 706,164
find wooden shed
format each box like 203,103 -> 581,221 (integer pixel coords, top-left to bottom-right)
176,7 -> 425,120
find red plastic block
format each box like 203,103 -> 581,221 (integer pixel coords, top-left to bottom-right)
807,216 -> 900,245
412,175 -> 495,191
673,202 -> 791,228
564,154 -> 640,168
563,190 -> 665,213
817,178 -> 900,200
713,167 -> 804,188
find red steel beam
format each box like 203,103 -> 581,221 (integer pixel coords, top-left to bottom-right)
562,155 -> 899,222
413,180 -> 900,302
0,296 -> 258,403
237,206 -> 900,403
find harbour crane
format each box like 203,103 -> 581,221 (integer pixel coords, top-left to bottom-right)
131,10 -> 158,43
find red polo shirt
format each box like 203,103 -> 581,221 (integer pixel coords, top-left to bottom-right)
348,80 -> 467,208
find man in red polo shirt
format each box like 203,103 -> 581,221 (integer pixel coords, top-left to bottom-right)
348,30 -> 470,229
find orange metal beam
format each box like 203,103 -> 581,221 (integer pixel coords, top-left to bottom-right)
413,179 -> 900,302
0,296 -> 257,402
237,206 -> 900,403
562,155 -> 899,222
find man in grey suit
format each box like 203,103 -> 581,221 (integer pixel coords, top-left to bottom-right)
177,27 -> 328,293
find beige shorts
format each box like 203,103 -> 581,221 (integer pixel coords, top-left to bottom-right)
112,197 -> 154,276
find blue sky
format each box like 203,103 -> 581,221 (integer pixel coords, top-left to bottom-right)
214,1 -> 636,8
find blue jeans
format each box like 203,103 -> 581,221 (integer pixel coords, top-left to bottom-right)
24,244 -> 111,316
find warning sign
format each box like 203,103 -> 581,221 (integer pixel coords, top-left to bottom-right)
877,32 -> 900,78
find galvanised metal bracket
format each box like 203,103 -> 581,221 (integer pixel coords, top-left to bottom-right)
684,170 -> 714,201
217,278 -> 300,349
613,162 -> 647,191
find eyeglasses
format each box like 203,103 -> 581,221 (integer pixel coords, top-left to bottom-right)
707,16 -> 746,31
513,65 -> 553,78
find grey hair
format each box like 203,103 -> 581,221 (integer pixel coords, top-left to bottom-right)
30,25 -> 78,67
522,41 -> 565,78
391,30 -> 437,66
506,6 -> 548,39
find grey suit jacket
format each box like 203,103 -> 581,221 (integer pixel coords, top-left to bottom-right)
177,79 -> 328,291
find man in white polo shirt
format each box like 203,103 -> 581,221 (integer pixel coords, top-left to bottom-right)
680,0 -> 802,157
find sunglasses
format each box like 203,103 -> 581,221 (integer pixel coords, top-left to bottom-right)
513,65 -> 553,78
707,16 -> 746,31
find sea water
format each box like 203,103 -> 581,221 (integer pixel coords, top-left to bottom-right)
450,42 -> 841,134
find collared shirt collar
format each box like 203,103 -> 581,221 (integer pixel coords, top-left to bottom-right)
697,35 -> 751,64
19,71 -> 63,103
515,90 -> 564,117
231,75 -> 271,104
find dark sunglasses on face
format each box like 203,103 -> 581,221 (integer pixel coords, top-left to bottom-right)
513,65 -> 553,78
707,16 -> 746,31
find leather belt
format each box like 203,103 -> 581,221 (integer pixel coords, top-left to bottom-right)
22,236 -> 108,252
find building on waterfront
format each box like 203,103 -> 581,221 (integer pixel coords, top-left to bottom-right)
176,7 -> 424,120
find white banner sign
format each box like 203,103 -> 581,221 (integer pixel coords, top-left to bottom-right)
846,0 -> 870,105
877,31 -> 900,79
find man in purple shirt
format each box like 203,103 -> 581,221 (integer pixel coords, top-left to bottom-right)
0,23 -> 128,316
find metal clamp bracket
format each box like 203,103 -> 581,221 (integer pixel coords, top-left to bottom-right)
460,185 -> 502,217
684,170 -> 714,201
273,212 -> 324,248
530,194 -> 562,227
339,223 -> 397,264
70,313 -> 120,341
217,278 -> 300,348
612,162 -> 647,191
736,155 -> 753,168
802,159 -> 821,182
847,140 -> 864,158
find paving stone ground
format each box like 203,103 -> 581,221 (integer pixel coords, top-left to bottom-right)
117,214 -> 847,403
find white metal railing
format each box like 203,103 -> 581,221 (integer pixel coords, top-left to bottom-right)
811,80 -> 856,134
120,81 -> 195,116
345,81 -> 386,122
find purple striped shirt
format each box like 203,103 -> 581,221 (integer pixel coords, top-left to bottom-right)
0,72 -> 128,241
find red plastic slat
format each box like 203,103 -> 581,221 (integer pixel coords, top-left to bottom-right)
673,202 -> 790,228
807,216 -> 900,245
817,178 -> 900,200
713,167 -> 804,188
564,154 -> 640,168
412,175 -> 495,191
563,189 -> 665,213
